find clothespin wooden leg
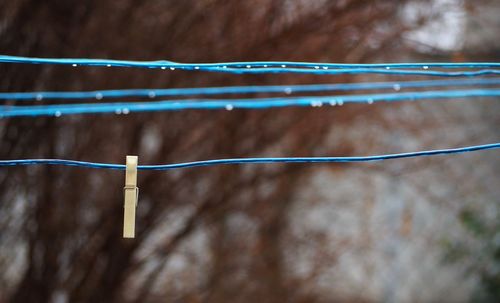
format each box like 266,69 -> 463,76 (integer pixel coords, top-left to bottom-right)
123,155 -> 138,238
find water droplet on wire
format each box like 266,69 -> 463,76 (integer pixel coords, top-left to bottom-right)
54,111 -> 62,117
122,108 -> 130,114
148,91 -> 156,98
393,84 -> 401,91
95,93 -> 103,100
36,94 -> 43,101
225,104 -> 234,111
284,88 -> 292,94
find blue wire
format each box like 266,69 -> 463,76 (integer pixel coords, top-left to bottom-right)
200,68 -> 500,77
0,143 -> 498,171
2,78 -> 500,101
1,54 -> 500,68
1,89 -> 499,117
1,55 -> 500,77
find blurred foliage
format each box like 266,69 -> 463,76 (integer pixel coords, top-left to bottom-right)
442,207 -> 500,302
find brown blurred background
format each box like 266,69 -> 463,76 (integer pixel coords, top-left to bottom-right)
0,0 -> 499,302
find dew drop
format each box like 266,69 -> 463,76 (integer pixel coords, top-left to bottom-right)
385,66 -> 391,70
54,111 -> 62,117
122,108 -> 130,114
322,66 -> 328,70
246,65 -> 251,68
222,66 -> 228,69
194,66 -> 200,70
170,67 -> 175,70
393,84 -> 401,91
225,104 -> 234,111
284,88 -> 292,94
115,109 -> 122,114
337,99 -> 344,106
281,64 -> 286,68
367,98 -> 374,104
263,65 -> 268,68
36,94 -> 43,101
106,64 -> 111,67
72,64 -> 77,67
148,91 -> 156,98
314,66 -> 320,69
95,93 -> 103,100
423,65 -> 429,70
161,66 -> 166,70
329,100 -> 337,106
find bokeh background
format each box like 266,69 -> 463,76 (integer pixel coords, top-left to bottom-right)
0,0 -> 499,302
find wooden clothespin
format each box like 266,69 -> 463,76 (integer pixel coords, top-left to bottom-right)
123,155 -> 138,238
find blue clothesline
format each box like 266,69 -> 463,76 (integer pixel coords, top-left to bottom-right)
1,89 -> 499,117
1,143 -> 498,171
2,78 -> 500,101
1,55 -> 500,77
